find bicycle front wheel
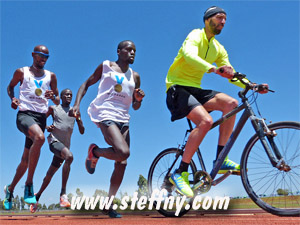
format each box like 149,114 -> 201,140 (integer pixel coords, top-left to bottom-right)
147,148 -> 197,217
241,121 -> 300,216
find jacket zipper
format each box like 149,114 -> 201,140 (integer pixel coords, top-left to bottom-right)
205,41 -> 210,59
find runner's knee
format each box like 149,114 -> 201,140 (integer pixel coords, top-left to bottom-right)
51,157 -> 64,168
119,150 -> 130,161
65,152 -> 73,164
114,146 -> 130,161
33,133 -> 45,145
115,161 -> 127,167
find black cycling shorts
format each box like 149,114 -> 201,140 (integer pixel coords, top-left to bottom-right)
166,85 -> 220,121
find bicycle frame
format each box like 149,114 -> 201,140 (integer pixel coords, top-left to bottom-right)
190,94 -> 284,182
148,73 -> 299,217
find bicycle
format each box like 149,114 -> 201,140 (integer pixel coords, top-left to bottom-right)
147,72 -> 300,217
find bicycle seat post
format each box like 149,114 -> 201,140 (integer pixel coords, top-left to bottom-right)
187,118 -> 193,132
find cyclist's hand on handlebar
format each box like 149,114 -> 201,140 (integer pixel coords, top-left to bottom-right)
253,83 -> 269,94
216,66 -> 234,79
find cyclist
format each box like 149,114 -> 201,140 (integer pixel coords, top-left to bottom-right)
166,6 -> 268,197
70,40 -> 145,218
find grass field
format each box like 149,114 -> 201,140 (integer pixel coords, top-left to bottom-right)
229,195 -> 300,209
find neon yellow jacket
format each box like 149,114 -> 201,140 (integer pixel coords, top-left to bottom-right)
166,28 -> 245,90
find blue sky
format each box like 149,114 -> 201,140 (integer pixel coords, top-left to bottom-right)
1,0 -> 299,207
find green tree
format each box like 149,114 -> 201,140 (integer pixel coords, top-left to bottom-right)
119,190 -> 129,199
68,193 -> 74,202
20,197 -> 25,210
55,203 -> 60,209
48,203 -> 55,210
12,195 -> 19,210
277,188 -> 289,196
76,188 -> 83,197
15,195 -> 20,210
42,203 -> 47,210
137,174 -> 148,197
93,189 -> 108,197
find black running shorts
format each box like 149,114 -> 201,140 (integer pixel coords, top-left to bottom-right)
49,141 -> 67,168
16,110 -> 46,149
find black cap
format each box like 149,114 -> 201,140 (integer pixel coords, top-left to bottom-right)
203,6 -> 226,22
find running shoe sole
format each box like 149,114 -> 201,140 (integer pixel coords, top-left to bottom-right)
85,144 -> 98,174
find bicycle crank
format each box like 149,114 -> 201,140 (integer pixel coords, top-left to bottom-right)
192,171 -> 212,194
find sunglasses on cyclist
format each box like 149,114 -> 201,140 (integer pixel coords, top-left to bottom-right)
33,51 -> 50,59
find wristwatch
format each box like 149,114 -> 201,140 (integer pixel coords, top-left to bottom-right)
52,94 -> 56,100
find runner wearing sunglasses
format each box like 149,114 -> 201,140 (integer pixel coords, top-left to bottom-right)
3,45 -> 59,210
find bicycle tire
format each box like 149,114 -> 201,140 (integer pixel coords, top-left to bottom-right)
147,148 -> 197,217
241,121 -> 300,216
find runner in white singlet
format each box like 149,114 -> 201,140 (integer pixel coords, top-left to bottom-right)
4,45 -> 59,210
71,40 -> 145,218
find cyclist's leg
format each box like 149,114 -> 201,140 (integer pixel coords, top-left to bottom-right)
170,106 -> 213,197
203,93 -> 240,173
166,86 -> 213,197
203,93 -> 238,147
183,105 -> 213,163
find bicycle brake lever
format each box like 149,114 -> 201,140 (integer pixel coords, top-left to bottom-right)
256,84 -> 275,93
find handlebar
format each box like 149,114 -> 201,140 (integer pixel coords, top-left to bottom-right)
232,72 -> 274,93
218,68 -> 274,97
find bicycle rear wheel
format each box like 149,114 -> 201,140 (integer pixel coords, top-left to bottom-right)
147,148 -> 197,217
241,121 -> 300,216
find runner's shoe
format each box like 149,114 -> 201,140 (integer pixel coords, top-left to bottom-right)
169,171 -> 194,198
215,158 -> 241,175
103,208 -> 122,218
24,184 -> 37,204
30,203 -> 38,213
30,193 -> 39,213
60,194 -> 71,208
3,185 -> 13,210
85,143 -> 99,174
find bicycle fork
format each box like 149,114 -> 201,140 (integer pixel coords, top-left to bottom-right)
250,115 -> 291,172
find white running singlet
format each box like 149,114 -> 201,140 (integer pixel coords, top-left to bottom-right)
19,66 -> 51,113
87,60 -> 135,123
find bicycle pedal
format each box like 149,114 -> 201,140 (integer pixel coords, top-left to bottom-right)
231,170 -> 241,176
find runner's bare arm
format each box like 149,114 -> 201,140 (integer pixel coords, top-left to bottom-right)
71,63 -> 103,118
45,72 -> 60,105
76,117 -> 85,134
132,71 -> 145,110
46,105 -> 54,118
7,68 -> 24,109
45,106 -> 55,132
